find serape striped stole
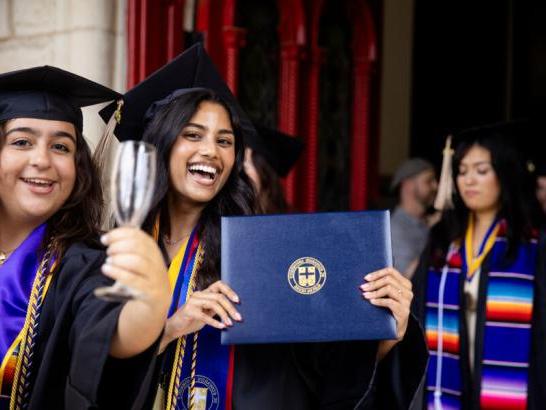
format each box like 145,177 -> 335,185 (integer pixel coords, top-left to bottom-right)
425,221 -> 537,410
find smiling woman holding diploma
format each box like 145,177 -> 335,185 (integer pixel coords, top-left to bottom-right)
96,43 -> 427,409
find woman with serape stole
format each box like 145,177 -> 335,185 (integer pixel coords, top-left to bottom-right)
0,66 -> 171,409
412,123 -> 546,409
97,43 -> 427,409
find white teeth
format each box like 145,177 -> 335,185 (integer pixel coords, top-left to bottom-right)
24,178 -> 53,186
188,164 -> 217,176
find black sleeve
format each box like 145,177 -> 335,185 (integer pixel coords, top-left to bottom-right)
368,244 -> 430,410
61,249 -> 159,409
98,342 -> 160,409
411,243 -> 431,324
372,315 -> 428,410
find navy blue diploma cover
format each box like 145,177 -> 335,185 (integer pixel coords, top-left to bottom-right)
220,211 -> 397,345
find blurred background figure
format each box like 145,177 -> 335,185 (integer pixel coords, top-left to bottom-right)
390,158 -> 437,278
534,162 -> 546,215
243,126 -> 304,214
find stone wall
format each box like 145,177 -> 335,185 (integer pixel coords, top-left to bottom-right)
0,0 -> 126,148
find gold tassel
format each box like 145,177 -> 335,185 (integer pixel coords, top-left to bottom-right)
93,100 -> 123,230
434,135 -> 454,211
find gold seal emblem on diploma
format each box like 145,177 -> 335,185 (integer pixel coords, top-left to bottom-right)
287,257 -> 327,295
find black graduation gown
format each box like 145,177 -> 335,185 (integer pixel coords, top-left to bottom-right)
233,315 -> 428,410
411,232 -> 546,410
144,315 -> 428,409
21,243 -> 158,409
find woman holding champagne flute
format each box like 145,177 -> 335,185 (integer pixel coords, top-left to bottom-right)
97,43 -> 427,409
0,66 -> 170,409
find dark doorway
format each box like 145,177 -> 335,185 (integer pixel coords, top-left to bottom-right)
411,1 -> 546,166
237,0 -> 279,128
317,0 -> 352,211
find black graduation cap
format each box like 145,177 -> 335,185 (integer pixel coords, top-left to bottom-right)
0,66 -> 120,132
247,126 -> 304,177
99,43 -> 257,141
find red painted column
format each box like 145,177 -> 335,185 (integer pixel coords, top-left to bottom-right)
166,0 -> 185,61
350,56 -> 373,210
196,0 -> 246,95
196,0 -> 226,73
300,47 -> 324,212
347,0 -> 378,211
195,0 -> 212,50
126,0 -> 185,88
222,27 -> 246,95
278,43 -> 303,206
127,0 -> 141,88
138,1 -> 164,83
220,1 -> 246,95
298,0 -> 325,212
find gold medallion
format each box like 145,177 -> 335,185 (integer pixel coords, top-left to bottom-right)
287,257 -> 327,295
179,375 -> 220,410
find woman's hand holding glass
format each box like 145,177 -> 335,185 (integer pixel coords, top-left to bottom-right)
95,140 -> 157,301
102,227 -> 171,358
360,267 -> 413,358
159,280 -> 241,353
101,227 -> 170,303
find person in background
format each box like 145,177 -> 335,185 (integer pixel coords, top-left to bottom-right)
412,124 -> 546,409
243,126 -> 304,214
534,162 -> 546,215
390,158 -> 438,278
0,66 -> 170,409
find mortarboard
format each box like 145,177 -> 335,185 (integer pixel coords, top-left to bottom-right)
247,126 -> 304,177
99,43 -> 257,141
0,66 -> 120,132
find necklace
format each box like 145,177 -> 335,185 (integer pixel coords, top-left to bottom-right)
163,233 -> 191,246
464,214 -> 499,280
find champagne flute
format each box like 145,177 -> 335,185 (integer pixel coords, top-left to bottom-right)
94,140 -> 157,302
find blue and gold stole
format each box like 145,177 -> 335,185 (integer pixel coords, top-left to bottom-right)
425,219 -> 536,410
163,228 -> 233,410
0,224 -> 55,410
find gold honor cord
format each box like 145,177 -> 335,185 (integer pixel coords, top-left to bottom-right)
166,246 -> 204,410
189,332 -> 199,409
464,215 -> 499,280
10,249 -> 56,410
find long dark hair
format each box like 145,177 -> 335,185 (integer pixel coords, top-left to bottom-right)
0,121 -> 103,257
432,128 -> 537,263
250,150 -> 288,214
141,89 -> 256,289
